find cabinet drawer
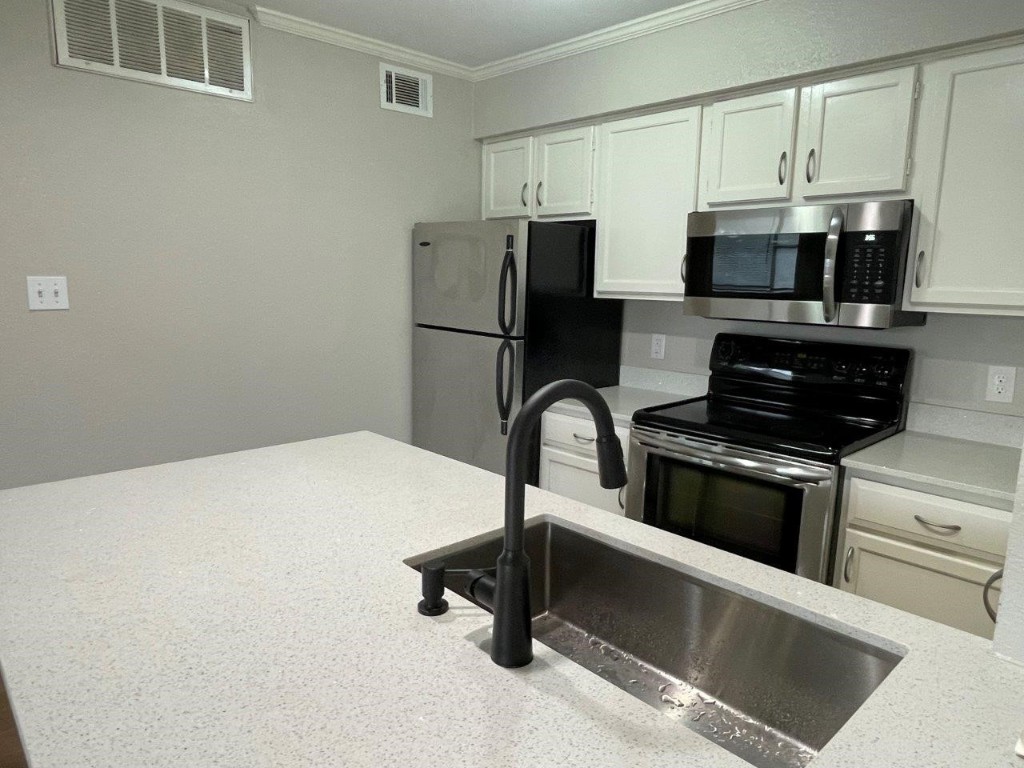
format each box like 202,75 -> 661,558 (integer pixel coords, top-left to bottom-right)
847,478 -> 1010,558
539,446 -> 625,515
541,411 -> 628,457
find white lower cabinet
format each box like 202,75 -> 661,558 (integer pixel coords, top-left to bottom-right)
837,478 -> 1007,639
839,529 -> 1002,639
539,412 -> 629,515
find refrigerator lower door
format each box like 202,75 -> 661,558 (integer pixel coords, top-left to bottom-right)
413,220 -> 528,337
412,326 -> 523,475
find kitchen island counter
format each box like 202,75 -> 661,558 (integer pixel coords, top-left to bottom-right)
1,432 -> 1022,767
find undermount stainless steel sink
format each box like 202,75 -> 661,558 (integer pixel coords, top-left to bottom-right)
408,519 -> 903,768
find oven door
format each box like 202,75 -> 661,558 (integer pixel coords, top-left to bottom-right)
625,427 -> 838,582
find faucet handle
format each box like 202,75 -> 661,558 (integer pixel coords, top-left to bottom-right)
418,560 -> 449,616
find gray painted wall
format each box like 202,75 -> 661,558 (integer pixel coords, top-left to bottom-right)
0,0 -> 480,490
473,0 -> 1024,137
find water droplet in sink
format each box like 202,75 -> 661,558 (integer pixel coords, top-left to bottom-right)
693,711 -> 706,722
588,637 -> 601,647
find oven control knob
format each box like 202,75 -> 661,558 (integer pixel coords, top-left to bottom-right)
832,360 -> 850,375
716,340 -> 738,364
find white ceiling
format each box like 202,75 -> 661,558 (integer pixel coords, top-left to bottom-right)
251,0 -> 697,68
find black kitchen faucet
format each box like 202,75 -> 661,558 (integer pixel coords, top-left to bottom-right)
417,379 -> 627,668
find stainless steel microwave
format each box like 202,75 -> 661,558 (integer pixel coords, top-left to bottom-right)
682,200 -> 925,328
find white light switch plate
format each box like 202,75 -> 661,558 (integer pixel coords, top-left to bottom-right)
27,276 -> 69,310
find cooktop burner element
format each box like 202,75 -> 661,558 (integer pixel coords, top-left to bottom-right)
632,334 -> 912,463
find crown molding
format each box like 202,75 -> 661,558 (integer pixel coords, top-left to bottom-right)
471,0 -> 770,80
251,7 -> 477,80
252,0 -> 769,83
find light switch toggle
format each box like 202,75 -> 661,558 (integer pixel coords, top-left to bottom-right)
27,276 -> 69,310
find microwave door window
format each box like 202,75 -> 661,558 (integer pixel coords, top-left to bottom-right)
711,234 -> 799,294
686,231 -> 827,300
648,459 -> 802,573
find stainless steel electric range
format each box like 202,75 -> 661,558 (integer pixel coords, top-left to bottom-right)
624,333 -> 912,583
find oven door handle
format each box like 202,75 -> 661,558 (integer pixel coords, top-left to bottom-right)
633,434 -> 834,485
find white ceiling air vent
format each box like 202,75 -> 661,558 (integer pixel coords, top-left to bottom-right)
380,63 -> 432,117
51,0 -> 252,100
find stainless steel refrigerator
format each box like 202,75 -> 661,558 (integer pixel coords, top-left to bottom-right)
412,219 -> 623,476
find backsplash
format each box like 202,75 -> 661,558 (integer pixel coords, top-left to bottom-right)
620,303 -> 1024,448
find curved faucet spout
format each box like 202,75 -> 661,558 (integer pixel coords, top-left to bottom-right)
490,379 -> 627,668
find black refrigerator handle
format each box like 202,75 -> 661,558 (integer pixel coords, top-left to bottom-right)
495,340 -> 515,436
497,235 -> 517,335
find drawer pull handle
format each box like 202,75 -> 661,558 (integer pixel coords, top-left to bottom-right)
983,568 -> 1003,622
843,546 -> 854,583
572,432 -> 596,444
618,485 -> 626,510
913,514 -> 962,533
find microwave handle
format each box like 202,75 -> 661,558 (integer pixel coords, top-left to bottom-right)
822,206 -> 843,323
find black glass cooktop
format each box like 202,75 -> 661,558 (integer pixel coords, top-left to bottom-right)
633,395 -> 901,463
632,333 -> 912,464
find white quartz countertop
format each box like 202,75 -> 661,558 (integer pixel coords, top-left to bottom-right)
546,385 -> 686,427
1,432 -> 1023,767
843,430 -> 1021,510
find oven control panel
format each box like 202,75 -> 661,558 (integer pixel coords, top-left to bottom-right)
711,333 -> 911,392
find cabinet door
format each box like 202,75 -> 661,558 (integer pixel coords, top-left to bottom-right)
700,88 -> 797,206
909,46 -> 1024,311
594,107 -> 701,300
482,137 -> 534,219
795,67 -> 917,199
539,446 -> 624,515
838,528 -> 1001,639
534,127 -> 594,217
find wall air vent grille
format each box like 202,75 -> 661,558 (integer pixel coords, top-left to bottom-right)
51,0 -> 253,101
380,63 -> 432,117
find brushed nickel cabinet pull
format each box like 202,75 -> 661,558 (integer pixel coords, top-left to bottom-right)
806,148 -> 816,183
843,546 -> 855,583
778,151 -> 787,185
914,250 -> 925,289
914,514 -> 962,533
572,433 -> 595,444
536,181 -> 544,207
520,182 -> 529,207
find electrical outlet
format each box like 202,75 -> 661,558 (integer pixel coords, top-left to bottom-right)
650,334 -> 666,360
27,276 -> 69,310
986,366 -> 1015,403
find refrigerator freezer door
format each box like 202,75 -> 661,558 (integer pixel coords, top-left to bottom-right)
412,326 -> 523,475
413,220 -> 528,337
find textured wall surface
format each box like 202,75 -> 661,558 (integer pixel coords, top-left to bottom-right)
473,0 -> 1024,137
0,0 -> 480,489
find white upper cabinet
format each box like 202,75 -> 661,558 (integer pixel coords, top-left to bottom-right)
482,137 -> 534,219
795,67 -> 918,199
699,88 -> 797,206
908,45 -> 1024,312
533,126 -> 595,217
482,128 -> 594,220
594,107 -> 701,300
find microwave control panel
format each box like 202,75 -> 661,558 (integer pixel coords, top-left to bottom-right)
839,231 -> 902,304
